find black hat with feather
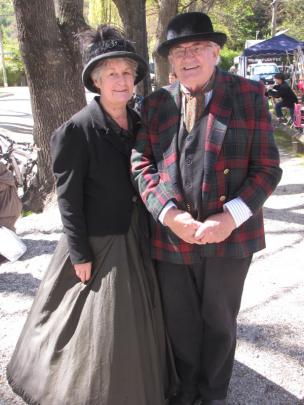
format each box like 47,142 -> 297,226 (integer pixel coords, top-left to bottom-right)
81,25 -> 148,93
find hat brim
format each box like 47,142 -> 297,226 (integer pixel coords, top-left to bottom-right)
82,51 -> 148,93
157,32 -> 227,57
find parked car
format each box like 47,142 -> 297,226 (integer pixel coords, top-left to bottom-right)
248,63 -> 280,85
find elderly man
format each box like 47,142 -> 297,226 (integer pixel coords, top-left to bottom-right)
131,12 -> 282,405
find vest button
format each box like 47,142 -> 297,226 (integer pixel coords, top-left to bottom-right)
132,195 -> 138,202
223,168 -> 230,175
219,195 -> 226,202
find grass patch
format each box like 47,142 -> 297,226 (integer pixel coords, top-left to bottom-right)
274,128 -> 294,152
21,210 -> 33,217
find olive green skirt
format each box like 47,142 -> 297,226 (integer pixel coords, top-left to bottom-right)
7,205 -> 176,405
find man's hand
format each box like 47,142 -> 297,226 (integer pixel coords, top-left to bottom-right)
163,208 -> 199,244
74,262 -> 92,283
194,211 -> 236,244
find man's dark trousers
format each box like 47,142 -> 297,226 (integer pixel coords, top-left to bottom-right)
156,256 -> 252,401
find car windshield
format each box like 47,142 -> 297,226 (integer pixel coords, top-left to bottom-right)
252,65 -> 279,75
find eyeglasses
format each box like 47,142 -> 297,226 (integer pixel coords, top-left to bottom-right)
170,43 -> 213,59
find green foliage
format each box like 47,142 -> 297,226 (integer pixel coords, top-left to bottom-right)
2,0 -> 304,87
0,65 -> 24,87
279,0 -> 304,40
87,0 -> 121,28
218,47 -> 239,71
210,0 -> 272,51
0,1 -> 25,86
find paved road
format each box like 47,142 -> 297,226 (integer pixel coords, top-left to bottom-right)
0,87 -> 33,143
0,86 -> 94,143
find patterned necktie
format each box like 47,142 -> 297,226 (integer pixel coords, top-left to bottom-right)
183,71 -> 216,133
184,92 -> 204,133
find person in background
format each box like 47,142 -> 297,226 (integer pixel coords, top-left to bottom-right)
229,63 -> 237,74
128,86 -> 144,112
0,162 -> 22,233
169,71 -> 178,84
268,72 -> 298,123
297,76 -> 304,103
131,12 -> 282,405
7,25 -> 173,405
0,162 -> 23,263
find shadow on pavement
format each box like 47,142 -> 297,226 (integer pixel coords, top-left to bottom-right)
229,361 -> 303,404
19,238 -> 58,260
0,99 -> 31,102
18,229 -> 62,237
0,272 -> 40,296
0,92 -> 14,98
0,123 -> 33,134
263,206 -> 304,226
237,321 -> 304,366
263,183 -> 304,226
274,184 -> 304,196
0,112 -> 32,117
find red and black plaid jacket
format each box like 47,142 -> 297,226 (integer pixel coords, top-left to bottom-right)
131,69 -> 282,264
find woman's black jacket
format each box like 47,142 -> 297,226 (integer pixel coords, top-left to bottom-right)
51,97 -> 141,264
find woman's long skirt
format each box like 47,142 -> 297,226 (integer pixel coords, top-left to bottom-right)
7,205 -> 175,405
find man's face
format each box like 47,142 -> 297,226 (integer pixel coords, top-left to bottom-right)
168,40 -> 220,92
274,78 -> 282,85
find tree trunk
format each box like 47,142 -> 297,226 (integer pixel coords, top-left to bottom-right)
271,0 -> 278,37
182,0 -> 217,13
12,0 -> 88,211
153,0 -> 178,89
112,0 -> 151,96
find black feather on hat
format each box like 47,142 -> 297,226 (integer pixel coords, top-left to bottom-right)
81,25 -> 148,93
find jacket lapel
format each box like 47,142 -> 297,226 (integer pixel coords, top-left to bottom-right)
203,70 -> 233,172
157,82 -> 182,189
87,96 -> 133,157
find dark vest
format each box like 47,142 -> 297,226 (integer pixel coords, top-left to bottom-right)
177,110 -> 209,220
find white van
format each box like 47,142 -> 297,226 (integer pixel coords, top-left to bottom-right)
248,63 -> 280,85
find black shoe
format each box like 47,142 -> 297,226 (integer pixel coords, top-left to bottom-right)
201,400 -> 227,405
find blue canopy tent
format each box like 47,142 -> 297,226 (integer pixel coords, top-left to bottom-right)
239,34 -> 304,77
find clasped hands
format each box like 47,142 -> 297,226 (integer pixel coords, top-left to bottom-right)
73,208 -> 236,283
163,208 -> 236,245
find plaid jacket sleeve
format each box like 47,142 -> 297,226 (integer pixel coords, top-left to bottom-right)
131,90 -> 177,221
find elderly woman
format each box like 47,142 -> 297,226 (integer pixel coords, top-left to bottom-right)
7,25 -> 173,405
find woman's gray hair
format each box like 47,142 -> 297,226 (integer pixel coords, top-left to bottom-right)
91,57 -> 138,83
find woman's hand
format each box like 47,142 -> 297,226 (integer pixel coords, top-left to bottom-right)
74,262 -> 92,283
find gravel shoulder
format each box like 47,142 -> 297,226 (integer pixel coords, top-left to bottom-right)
0,149 -> 303,405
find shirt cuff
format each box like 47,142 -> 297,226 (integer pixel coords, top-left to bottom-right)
158,201 -> 177,225
223,197 -> 252,228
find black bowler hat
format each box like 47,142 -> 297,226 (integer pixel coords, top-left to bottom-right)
157,12 -> 227,57
82,25 -> 148,93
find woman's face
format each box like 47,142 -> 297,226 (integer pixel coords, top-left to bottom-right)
93,58 -> 136,108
